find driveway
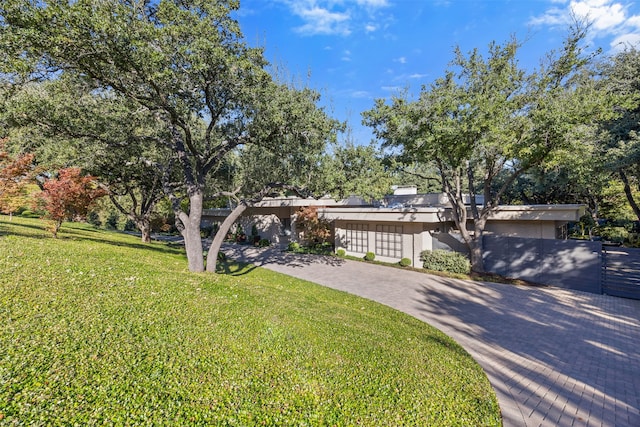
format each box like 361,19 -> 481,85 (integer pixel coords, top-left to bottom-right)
223,244 -> 640,427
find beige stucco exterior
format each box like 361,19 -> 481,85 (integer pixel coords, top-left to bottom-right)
321,204 -> 585,267
202,195 -> 585,268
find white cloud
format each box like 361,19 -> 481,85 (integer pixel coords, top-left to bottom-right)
571,0 -> 626,30
530,1 -> 640,51
356,0 -> 389,7
394,56 -> 407,64
408,73 -> 429,79
611,32 -> 640,50
365,23 -> 378,33
350,90 -> 371,98
279,0 -> 391,37
293,6 -> 351,36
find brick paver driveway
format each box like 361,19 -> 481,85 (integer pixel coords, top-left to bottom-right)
224,245 -> 640,427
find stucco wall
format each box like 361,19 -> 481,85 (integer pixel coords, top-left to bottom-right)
485,220 -> 559,239
334,220 -> 423,266
483,235 -> 602,293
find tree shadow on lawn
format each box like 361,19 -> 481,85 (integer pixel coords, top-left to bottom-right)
0,219 -> 50,237
221,243 -> 347,271
0,218 -> 180,258
410,276 -> 640,426
215,259 -> 258,276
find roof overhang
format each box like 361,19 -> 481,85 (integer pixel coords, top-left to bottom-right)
318,204 -> 586,223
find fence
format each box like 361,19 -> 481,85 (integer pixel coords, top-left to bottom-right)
602,246 -> 640,299
483,235 -> 603,294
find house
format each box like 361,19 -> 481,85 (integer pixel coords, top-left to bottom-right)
201,188 -> 585,267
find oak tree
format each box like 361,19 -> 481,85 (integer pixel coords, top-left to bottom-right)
363,26 -> 608,272
2,0 -> 340,271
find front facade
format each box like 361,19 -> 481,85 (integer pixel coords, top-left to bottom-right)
202,192 -> 585,267
322,203 -> 585,267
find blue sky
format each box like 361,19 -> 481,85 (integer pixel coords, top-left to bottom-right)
234,0 -> 640,145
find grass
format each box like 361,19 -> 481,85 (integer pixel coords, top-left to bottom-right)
0,216 -> 501,426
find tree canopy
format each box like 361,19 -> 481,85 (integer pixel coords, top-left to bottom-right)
1,0 -> 342,272
363,25 -> 611,271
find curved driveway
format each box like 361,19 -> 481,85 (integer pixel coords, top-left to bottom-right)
224,244 -> 640,427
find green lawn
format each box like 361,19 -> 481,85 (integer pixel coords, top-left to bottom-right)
0,216 -> 500,426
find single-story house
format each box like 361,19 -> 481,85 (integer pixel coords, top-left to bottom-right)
202,188 -> 585,267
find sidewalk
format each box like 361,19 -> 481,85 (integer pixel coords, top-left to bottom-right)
223,244 -> 640,427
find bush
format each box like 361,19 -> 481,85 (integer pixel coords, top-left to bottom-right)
399,257 -> 412,267
105,211 -> 119,229
336,248 -> 346,257
258,238 -> 270,247
124,219 -> 137,232
200,224 -> 214,238
364,251 -> 375,261
598,226 -> 628,244
20,210 -> 39,219
217,251 -> 227,261
86,211 -> 101,226
420,250 -> 470,274
287,241 -> 301,252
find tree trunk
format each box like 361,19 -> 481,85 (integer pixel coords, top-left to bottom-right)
180,192 -> 205,272
470,217 -> 487,273
205,203 -> 247,273
468,239 -> 484,272
136,217 -> 151,243
620,170 -> 640,222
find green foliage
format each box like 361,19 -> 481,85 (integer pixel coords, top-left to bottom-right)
364,251 -> 375,261
200,224 -> 215,238
257,238 -> 270,247
0,216 -> 500,425
597,48 -> 640,222
336,248 -> 346,257
318,140 -> 393,201
421,250 -> 471,274
598,226 -> 629,243
287,241 -> 301,252
105,211 -> 119,230
399,257 -> 412,267
1,0 -> 342,271
19,210 -> 38,218
363,25 -> 607,272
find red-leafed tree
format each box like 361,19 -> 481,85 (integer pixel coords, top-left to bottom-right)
0,138 -> 36,219
39,167 -> 107,237
295,206 -> 332,248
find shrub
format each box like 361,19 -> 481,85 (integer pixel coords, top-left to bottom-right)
105,211 -> 119,230
420,250 -> 470,274
598,226 -> 628,244
217,251 -> 227,261
86,211 -> 101,226
336,248 -> 346,257
287,241 -> 301,252
364,251 -> 375,261
258,238 -> 270,247
399,257 -> 412,267
20,210 -> 39,218
200,224 -> 214,238
124,219 -> 137,231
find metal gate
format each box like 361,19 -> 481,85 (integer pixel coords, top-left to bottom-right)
602,246 -> 640,300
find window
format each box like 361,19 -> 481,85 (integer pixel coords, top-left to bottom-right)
346,223 -> 368,253
376,225 -> 403,258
